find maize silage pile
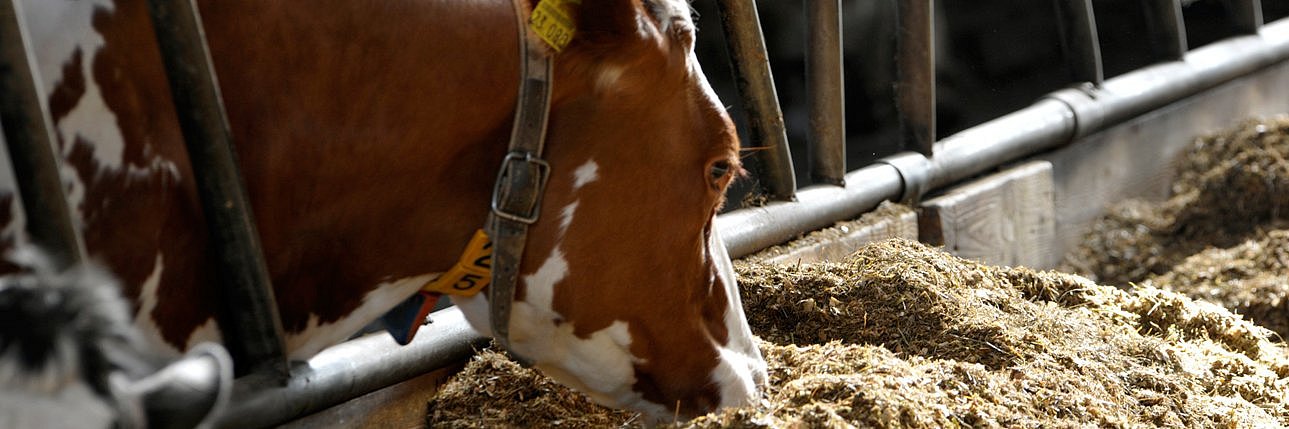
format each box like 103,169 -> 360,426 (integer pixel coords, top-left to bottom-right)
426,118 -> 1289,427
427,239 -> 1289,427
1064,116 -> 1289,339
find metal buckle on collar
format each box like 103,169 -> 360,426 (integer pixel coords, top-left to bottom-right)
491,152 -> 551,224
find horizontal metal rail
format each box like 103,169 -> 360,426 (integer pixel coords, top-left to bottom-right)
215,308 -> 488,428
719,17 -> 1289,258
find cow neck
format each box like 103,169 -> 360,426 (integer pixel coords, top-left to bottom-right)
483,0 -> 562,366
380,0 -> 559,362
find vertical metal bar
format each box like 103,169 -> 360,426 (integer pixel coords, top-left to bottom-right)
805,0 -> 845,186
895,0 -> 936,156
1225,0 -> 1263,33
1143,0 -> 1188,61
1053,0 -> 1105,86
0,0 -> 86,270
144,0 -> 286,377
715,0 -> 797,201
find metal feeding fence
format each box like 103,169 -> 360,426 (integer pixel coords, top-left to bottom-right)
1,0 -> 1288,427
717,0 -> 1288,259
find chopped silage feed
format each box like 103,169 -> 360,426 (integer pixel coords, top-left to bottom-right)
1064,116 -> 1289,339
427,117 -> 1289,428
427,239 -> 1289,428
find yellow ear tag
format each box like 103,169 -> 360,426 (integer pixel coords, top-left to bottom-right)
530,0 -> 580,52
421,230 -> 492,296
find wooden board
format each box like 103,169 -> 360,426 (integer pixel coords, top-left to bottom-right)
751,203 -> 919,265
919,160 -> 1056,268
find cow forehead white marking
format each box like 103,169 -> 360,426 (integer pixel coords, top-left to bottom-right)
284,272 -> 436,360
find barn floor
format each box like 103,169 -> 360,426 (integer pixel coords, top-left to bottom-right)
423,118 -> 1289,428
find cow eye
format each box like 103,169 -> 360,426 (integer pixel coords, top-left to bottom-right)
709,160 -> 731,182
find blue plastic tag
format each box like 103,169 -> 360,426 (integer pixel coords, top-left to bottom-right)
381,291 -> 439,345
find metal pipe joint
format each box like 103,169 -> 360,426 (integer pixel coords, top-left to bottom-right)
876,151 -> 933,204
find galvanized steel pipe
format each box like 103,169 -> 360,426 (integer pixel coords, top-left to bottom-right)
717,163 -> 905,258
215,308 -> 488,428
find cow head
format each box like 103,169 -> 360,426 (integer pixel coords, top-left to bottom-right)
455,0 -> 767,420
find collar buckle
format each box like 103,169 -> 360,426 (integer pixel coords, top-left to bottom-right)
490,151 -> 551,225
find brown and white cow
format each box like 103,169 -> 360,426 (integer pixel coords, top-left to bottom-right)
4,0 -> 766,419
